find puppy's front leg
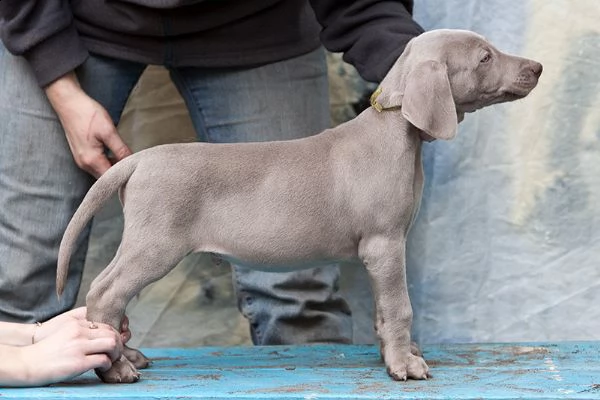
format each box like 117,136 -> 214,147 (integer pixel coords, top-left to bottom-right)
360,236 -> 429,381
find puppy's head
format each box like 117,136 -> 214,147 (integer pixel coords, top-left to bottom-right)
373,29 -> 543,140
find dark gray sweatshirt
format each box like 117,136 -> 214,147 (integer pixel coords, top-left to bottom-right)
0,0 -> 423,87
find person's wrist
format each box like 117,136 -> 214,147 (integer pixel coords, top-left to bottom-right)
12,323 -> 34,346
44,71 -> 85,110
0,322 -> 36,346
31,322 -> 42,345
0,345 -> 30,386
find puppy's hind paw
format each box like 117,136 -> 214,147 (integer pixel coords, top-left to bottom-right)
96,355 -> 141,384
123,345 -> 151,369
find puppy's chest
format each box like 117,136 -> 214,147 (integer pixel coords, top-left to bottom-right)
376,139 -> 424,227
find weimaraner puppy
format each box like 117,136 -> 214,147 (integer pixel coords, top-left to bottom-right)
57,29 -> 542,383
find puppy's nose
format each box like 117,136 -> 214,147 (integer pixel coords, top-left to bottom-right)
530,61 -> 543,78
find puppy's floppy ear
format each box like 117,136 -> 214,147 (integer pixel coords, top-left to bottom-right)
401,60 -> 457,140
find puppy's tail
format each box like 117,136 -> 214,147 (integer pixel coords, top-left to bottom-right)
56,156 -> 139,297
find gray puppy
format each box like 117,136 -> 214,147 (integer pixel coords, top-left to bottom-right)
57,29 -> 542,383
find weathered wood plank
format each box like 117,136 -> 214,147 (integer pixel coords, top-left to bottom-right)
1,342 -> 598,399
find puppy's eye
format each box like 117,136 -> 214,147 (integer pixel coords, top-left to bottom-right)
480,53 -> 491,63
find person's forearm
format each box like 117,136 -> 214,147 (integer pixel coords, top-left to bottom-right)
309,0 -> 424,82
0,344 -> 29,386
0,321 -> 35,347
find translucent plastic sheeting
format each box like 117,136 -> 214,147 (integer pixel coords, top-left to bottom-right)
407,0 -> 600,343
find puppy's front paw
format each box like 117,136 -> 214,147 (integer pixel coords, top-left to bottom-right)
386,353 -> 430,381
379,342 -> 424,361
410,341 -> 423,357
123,345 -> 151,369
96,355 -> 141,383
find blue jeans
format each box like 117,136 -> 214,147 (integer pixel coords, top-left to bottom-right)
0,43 -> 353,344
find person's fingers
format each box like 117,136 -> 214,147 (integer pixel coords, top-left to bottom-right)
84,353 -> 113,373
102,129 -> 132,164
66,104 -> 124,178
84,125 -> 129,177
82,152 -> 113,179
76,319 -> 92,330
84,335 -> 122,362
86,322 -> 121,340
80,320 -> 122,341
66,307 -> 87,320
86,321 -> 114,330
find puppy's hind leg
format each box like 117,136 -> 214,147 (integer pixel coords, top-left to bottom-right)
86,244 -> 152,369
86,239 -> 190,383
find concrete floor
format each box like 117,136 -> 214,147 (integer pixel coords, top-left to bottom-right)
76,196 -> 377,348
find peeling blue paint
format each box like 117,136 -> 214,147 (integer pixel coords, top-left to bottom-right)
2,343 -> 598,399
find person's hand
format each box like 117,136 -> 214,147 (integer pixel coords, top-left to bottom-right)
45,72 -> 132,178
17,315 -> 123,386
35,306 -> 131,345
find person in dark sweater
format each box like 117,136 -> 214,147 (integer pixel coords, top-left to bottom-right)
0,0 -> 423,372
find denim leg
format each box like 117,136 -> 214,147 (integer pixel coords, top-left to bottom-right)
0,44 -> 145,323
76,55 -> 146,125
169,48 -> 353,344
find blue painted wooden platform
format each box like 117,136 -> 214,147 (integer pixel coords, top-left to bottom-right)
1,342 -> 599,399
